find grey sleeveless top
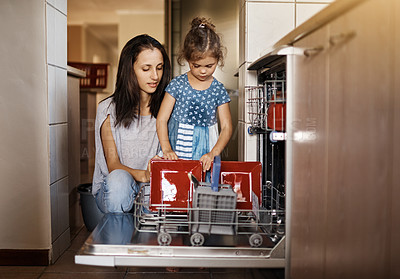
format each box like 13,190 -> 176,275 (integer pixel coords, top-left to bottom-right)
92,98 -> 160,195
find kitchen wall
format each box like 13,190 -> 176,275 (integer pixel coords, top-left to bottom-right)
47,0 -> 70,263
173,0 -> 239,91
171,0 -> 240,160
67,8 -> 165,185
0,0 -> 70,264
118,12 -> 165,52
0,0 -> 51,257
116,11 -> 164,102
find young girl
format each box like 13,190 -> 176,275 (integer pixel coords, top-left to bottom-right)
157,17 -> 232,172
92,34 -> 171,213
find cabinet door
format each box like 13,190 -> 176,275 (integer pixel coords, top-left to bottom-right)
326,0 -> 393,277
391,0 -> 400,277
288,25 -> 329,279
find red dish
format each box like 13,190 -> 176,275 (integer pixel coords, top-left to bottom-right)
149,159 -> 202,211
150,160 -> 262,211
218,161 -> 262,210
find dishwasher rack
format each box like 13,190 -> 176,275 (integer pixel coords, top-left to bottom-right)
246,71 -> 286,137
133,181 -> 285,249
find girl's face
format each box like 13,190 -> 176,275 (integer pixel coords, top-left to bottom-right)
133,48 -> 164,95
188,53 -> 218,82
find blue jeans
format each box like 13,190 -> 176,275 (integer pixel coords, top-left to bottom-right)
95,169 -> 139,214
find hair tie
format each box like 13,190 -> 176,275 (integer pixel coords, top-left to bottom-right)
199,23 -> 205,28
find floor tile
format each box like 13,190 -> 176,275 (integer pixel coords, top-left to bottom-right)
210,268 -> 285,279
0,266 -> 45,273
0,273 -> 41,279
127,267 -> 173,273
125,272 -> 210,279
250,268 -> 285,279
127,267 -> 210,273
209,269 -> 249,279
39,273 -> 125,279
67,227 -> 91,252
0,266 -> 45,279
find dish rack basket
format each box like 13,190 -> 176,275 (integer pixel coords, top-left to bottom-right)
246,72 -> 286,134
190,156 -> 237,237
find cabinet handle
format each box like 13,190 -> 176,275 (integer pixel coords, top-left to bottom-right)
303,46 -> 324,57
329,31 -> 356,46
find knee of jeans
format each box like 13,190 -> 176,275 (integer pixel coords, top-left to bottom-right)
106,169 -> 134,189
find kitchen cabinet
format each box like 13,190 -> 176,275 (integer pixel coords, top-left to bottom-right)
286,0 -> 399,278
67,66 -> 86,234
326,2 -> 393,278
393,2 -> 400,276
288,26 -> 329,278
80,90 -> 97,184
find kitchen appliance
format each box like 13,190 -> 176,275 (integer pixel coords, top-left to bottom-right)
246,52 -> 287,247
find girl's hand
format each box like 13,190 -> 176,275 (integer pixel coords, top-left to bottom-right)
163,149 -> 179,160
200,152 -> 214,172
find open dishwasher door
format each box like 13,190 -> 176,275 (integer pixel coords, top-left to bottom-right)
75,212 -> 285,268
75,159 -> 285,268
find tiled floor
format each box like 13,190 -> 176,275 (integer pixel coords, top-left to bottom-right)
0,227 -> 285,279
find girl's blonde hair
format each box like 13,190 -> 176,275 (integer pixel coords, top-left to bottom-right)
178,17 -> 226,67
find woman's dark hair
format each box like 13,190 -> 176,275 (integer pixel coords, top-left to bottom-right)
111,34 -> 171,128
178,17 -> 225,66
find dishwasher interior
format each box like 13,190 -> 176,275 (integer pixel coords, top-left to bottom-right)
75,56 -> 288,269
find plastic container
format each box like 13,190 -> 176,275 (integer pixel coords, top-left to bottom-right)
77,183 -> 104,231
191,156 -> 237,235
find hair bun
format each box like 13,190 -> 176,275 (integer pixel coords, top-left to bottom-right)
190,16 -> 215,31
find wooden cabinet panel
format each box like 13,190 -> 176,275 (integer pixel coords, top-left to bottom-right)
390,0 -> 400,277
289,26 -> 329,279
326,1 -> 393,277
287,0 -> 399,278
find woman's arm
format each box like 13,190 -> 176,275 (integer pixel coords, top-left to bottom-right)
200,102 -> 233,171
101,115 -> 150,182
156,93 -> 178,160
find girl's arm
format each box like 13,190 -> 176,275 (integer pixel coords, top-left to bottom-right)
156,93 -> 178,160
101,115 -> 152,182
200,102 -> 233,171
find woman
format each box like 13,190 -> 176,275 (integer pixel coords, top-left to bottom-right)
92,34 -> 171,213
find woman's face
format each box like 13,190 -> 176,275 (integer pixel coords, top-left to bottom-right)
133,48 -> 164,95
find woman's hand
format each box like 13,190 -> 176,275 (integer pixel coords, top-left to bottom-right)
162,149 -> 178,160
135,170 -> 150,182
199,152 -> 214,172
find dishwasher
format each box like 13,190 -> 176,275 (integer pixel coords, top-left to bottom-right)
75,48 -> 294,269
